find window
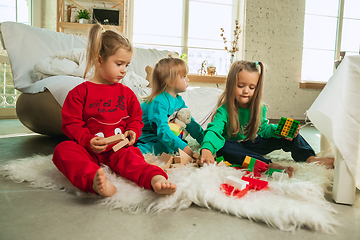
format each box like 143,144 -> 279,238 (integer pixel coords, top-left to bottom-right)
132,0 -> 239,75
302,0 -> 360,82
0,0 -> 32,108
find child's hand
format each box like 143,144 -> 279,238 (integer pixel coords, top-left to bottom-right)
124,130 -> 136,146
90,137 -> 107,153
285,125 -> 301,141
200,149 -> 215,165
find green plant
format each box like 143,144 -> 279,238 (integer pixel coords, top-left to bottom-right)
77,9 -> 90,20
180,53 -> 188,63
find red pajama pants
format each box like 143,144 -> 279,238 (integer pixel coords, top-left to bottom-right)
52,140 -> 167,194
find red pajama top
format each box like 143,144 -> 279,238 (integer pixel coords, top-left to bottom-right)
61,81 -> 143,152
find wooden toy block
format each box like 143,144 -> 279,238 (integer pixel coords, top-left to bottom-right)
174,156 -> 182,164
144,155 -> 157,163
225,176 -> 249,191
104,134 -> 125,145
178,148 -> 193,164
186,163 -> 199,168
158,152 -> 174,168
170,163 -> 185,169
193,152 -> 200,159
112,138 -> 129,152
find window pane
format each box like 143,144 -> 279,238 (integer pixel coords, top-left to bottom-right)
0,0 -> 16,22
188,48 -> 230,75
191,0 -> 233,4
341,18 -> 360,54
343,0 -> 360,19
301,49 -> 335,81
188,1 -> 232,49
303,15 -> 338,50
17,0 -> 30,24
305,0 -> 339,17
133,0 -> 182,46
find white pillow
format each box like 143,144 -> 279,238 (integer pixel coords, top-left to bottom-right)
1,22 -> 87,92
128,47 -> 171,79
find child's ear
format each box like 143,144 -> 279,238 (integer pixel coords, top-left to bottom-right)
97,55 -> 102,67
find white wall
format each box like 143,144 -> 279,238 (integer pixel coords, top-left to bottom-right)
244,0 -> 321,120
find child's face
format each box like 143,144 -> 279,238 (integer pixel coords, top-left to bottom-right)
174,72 -> 189,94
97,48 -> 133,84
235,70 -> 259,108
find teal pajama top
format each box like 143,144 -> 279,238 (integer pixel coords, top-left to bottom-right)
137,92 -> 204,155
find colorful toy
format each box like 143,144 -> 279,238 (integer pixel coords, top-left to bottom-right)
220,175 -> 268,199
169,122 -> 184,138
241,176 -> 268,191
265,168 -> 283,176
168,108 -> 192,139
242,156 -> 268,177
275,117 -> 300,140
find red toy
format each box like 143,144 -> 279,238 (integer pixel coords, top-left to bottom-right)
242,156 -> 268,177
220,176 -> 268,199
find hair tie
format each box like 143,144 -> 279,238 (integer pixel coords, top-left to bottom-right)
255,61 -> 259,66
101,27 -> 106,34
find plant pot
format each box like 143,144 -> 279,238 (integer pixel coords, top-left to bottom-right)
79,19 -> 89,24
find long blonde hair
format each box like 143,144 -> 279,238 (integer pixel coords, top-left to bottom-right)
215,60 -> 265,141
145,57 -> 188,103
84,23 -> 133,79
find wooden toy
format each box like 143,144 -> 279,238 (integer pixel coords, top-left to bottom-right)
104,134 -> 125,145
178,148 -> 194,164
158,152 -> 174,168
112,138 -> 129,152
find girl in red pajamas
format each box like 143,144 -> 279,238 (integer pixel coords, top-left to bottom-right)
52,23 -> 176,197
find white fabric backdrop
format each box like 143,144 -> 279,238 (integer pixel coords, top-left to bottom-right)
307,55 -> 360,188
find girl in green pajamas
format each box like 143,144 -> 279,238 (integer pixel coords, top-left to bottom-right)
200,61 -> 334,176
137,58 -> 203,157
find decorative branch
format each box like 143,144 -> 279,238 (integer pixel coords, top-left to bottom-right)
220,20 -> 241,59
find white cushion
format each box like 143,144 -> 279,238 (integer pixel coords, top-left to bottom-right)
1,22 -> 87,92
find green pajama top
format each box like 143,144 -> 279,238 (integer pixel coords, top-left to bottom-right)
201,104 -> 280,155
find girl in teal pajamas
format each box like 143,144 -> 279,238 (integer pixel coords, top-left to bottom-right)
137,58 -> 203,156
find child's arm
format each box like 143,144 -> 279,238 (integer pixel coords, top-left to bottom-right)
257,105 -> 281,139
147,99 -> 189,152
200,106 -> 227,162
178,98 -> 204,144
61,86 -> 95,152
123,88 -> 144,142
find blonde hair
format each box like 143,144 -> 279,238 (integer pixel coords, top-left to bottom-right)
215,60 -> 265,141
145,57 -> 189,102
84,23 -> 133,79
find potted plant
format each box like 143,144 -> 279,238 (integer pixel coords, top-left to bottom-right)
77,9 -> 90,24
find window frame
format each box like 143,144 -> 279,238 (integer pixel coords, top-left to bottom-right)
300,0 -> 346,89
127,0 -> 245,74
0,0 -> 40,117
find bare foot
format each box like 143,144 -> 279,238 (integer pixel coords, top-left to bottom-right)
92,168 -> 117,197
306,156 -> 334,169
268,163 -> 294,178
151,175 -> 177,195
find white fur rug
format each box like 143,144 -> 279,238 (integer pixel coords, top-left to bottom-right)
0,150 -> 338,233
